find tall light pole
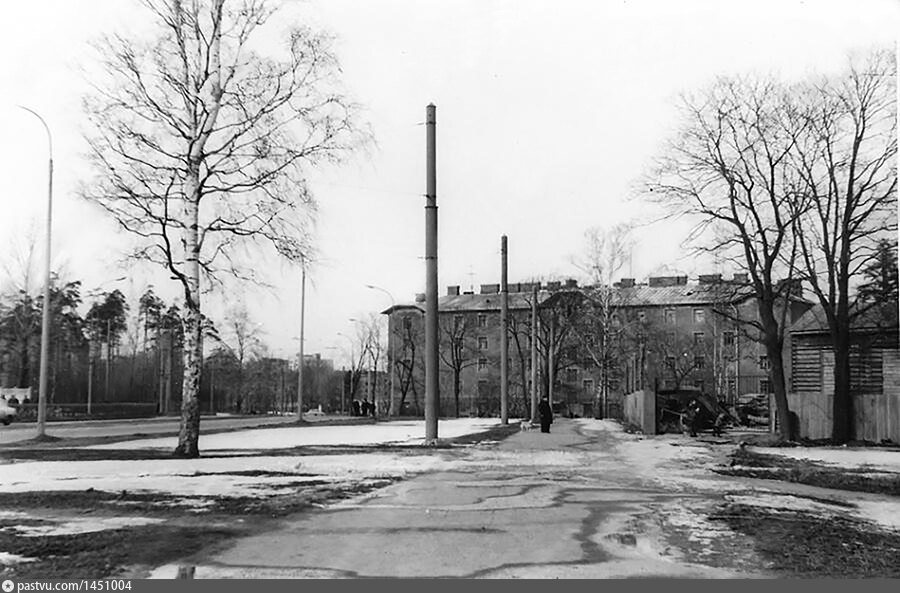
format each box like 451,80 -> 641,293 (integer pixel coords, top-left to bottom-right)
297,260 -> 306,421
337,331 -> 355,415
366,284 -> 395,416
19,106 -> 53,438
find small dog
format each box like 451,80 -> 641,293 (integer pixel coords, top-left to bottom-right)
519,419 -> 533,432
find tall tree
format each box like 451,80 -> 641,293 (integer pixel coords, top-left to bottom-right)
856,239 -> 898,327
645,75 -> 804,440
572,223 -> 634,417
85,290 -> 130,353
791,50 -> 898,443
439,313 -> 478,418
81,0 -> 367,456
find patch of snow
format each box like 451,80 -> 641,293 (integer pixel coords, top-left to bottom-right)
89,419 -> 500,451
0,453 -> 465,498
725,489 -> 900,532
726,492 -> 845,515
0,551 -> 37,565
751,447 -> 900,473
10,516 -> 164,537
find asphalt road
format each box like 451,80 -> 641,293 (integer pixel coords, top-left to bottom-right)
156,418 -> 773,578
0,413 -> 313,445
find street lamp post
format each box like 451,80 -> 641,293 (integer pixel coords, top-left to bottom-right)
337,331 -> 355,415
297,261 -> 306,422
19,106 -> 53,439
366,284 -> 396,416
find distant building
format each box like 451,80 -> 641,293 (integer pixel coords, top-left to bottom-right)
382,273 -> 812,418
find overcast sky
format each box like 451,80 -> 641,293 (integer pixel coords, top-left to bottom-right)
0,0 -> 896,366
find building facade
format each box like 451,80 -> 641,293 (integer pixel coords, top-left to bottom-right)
383,273 -> 812,418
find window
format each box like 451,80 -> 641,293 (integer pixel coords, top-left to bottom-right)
637,310 -> 646,323
478,336 -> 488,350
666,331 -> 676,346
758,355 -> 770,370
693,332 -> 705,346
693,309 -> 705,324
693,379 -> 705,392
665,309 -> 677,325
566,368 -> 578,382
694,356 -> 705,369
723,331 -> 735,347
477,314 -> 487,328
583,379 -> 595,393
478,358 -> 488,372
453,315 -> 463,330
759,378 -> 771,394
727,379 -> 736,396
665,356 -> 676,368
403,317 -> 412,331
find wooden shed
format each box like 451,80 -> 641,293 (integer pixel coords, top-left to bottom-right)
788,306 -> 900,443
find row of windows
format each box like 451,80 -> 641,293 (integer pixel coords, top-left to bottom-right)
453,308 -> 716,330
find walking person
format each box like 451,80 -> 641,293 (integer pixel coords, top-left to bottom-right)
538,396 -> 553,433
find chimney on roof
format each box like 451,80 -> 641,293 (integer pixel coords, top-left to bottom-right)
546,281 -> 561,291
565,278 -> 578,289
649,276 -> 679,287
732,273 -> 748,283
447,285 -> 460,296
480,283 -> 499,294
415,293 -> 426,303
617,278 -> 636,288
699,274 -> 722,284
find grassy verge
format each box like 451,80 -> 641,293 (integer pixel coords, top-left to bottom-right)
709,503 -> 900,577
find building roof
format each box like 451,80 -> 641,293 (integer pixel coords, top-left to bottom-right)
790,303 -> 900,335
382,279 -> 804,314
612,282 -> 756,307
383,291 -> 553,315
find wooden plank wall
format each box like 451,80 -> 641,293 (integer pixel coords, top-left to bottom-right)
790,349 -> 900,443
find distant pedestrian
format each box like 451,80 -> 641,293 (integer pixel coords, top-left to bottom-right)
712,411 -> 728,437
538,396 -> 553,433
685,399 -> 701,437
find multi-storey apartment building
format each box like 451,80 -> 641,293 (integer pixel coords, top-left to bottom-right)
385,281 -> 599,417
382,273 -> 812,418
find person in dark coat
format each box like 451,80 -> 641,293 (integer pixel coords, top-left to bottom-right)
538,397 -> 553,433
685,399 -> 702,437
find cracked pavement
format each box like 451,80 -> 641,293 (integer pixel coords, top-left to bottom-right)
151,419 -> 783,578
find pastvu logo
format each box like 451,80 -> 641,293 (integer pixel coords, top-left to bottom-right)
1,579 -> 14,593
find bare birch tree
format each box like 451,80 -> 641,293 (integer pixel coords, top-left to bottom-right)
81,0 -> 367,456
572,223 -> 633,417
790,50 -> 897,443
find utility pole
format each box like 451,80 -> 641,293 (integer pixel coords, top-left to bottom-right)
87,346 -> 94,416
500,235 -> 509,424
548,315 -> 555,407
106,319 -> 112,401
530,284 -> 538,424
424,103 -> 439,443
297,261 -> 306,421
341,367 -> 347,415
